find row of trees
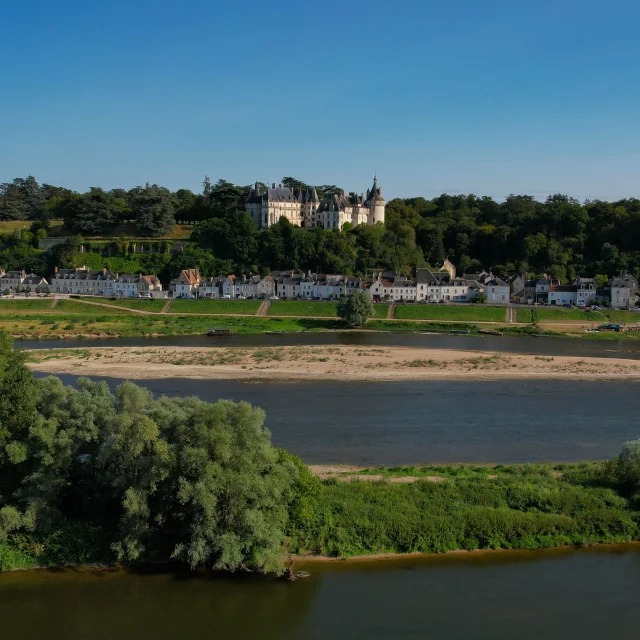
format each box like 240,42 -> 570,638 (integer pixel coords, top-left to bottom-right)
0,333 -> 316,573
3,175 -> 640,281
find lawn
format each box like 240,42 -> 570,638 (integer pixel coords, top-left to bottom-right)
0,220 -> 64,235
268,301 -> 339,317
371,303 -> 390,318
0,299 -> 54,312
532,308 -> 606,322
605,310 -> 640,324
82,297 -> 167,312
516,309 -> 533,323
54,300 -> 132,314
170,299 -> 261,315
394,304 -> 507,322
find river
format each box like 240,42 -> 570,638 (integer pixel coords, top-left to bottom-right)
2,546 -> 639,639
17,331 -> 640,360
40,373 -> 640,465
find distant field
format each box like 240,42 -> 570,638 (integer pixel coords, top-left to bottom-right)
0,219 -> 65,233
394,304 -> 506,322
0,299 -> 54,311
532,308 -> 606,322
371,303 -> 390,318
170,299 -> 261,315
605,310 -> 640,324
82,297 -> 167,312
54,300 -> 131,314
268,301 -> 338,317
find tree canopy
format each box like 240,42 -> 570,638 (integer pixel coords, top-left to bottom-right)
338,290 -> 374,327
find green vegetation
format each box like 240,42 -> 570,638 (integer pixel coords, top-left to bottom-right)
81,297 -> 167,312
371,303 -> 390,318
54,300 -> 132,314
366,320 -> 479,333
2,331 -> 640,572
337,291 -> 374,327
170,299 -> 261,315
268,301 -> 338,317
291,460 -> 640,557
394,304 -> 506,322
516,309 -> 534,323
532,308 -> 607,322
605,310 -> 640,324
0,299 -> 53,311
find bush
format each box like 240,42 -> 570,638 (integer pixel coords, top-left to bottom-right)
337,291 -> 373,327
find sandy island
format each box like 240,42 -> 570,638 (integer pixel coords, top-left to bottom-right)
26,344 -> 640,381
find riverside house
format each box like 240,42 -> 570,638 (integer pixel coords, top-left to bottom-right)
0,270 -> 49,292
51,267 -> 117,295
610,274 -> 639,309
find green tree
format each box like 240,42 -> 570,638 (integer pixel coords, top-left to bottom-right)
337,290 -> 373,327
132,187 -> 176,237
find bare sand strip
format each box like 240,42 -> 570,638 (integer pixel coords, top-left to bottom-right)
26,344 -> 640,381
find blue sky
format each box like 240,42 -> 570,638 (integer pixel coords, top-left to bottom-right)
1,0 -> 639,201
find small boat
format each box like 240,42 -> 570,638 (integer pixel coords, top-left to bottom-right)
206,328 -> 234,336
450,329 -> 471,335
478,329 -> 504,336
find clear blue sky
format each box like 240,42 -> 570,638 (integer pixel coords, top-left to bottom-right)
2,0 -> 639,201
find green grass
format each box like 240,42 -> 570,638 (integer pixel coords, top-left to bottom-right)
371,303 -> 390,318
532,308 -> 606,322
516,309 -> 534,323
54,300 -> 132,314
170,299 -> 261,315
394,304 -> 507,322
82,297 -> 167,312
0,299 -> 54,311
291,461 -> 638,558
366,320 -> 479,333
605,310 -> 640,324
268,301 -> 338,317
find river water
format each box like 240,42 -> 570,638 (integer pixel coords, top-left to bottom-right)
42,373 -> 640,465
2,546 -> 639,639
17,331 -> 640,359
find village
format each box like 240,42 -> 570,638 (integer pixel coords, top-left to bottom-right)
0,259 -> 638,310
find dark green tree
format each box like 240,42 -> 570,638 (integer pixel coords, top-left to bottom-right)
337,290 -> 373,327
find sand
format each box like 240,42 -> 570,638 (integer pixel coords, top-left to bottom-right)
26,344 -> 640,381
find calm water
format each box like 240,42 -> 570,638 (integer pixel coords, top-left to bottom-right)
41,374 -> 640,465
2,547 -> 640,639
18,331 -> 640,359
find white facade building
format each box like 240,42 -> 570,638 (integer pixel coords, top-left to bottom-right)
246,177 -> 385,230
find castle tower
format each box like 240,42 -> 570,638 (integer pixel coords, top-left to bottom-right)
365,175 -> 385,225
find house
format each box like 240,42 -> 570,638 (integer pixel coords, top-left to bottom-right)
257,276 -> 275,298
483,277 -> 510,304
0,270 -> 27,291
51,267 -> 117,295
199,276 -> 223,298
548,285 -> 577,306
610,274 -> 638,309
574,277 -> 596,306
171,269 -> 200,297
277,275 -> 303,299
504,274 -> 526,302
139,275 -> 163,295
222,275 -> 237,298
524,277 -> 553,304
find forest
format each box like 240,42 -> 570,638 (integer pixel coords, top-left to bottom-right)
2,175 -> 640,283
2,332 -> 640,573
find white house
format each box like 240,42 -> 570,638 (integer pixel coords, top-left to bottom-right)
611,274 -> 638,309
0,270 -> 27,291
51,267 -> 116,295
171,269 -> 200,297
483,277 -> 509,304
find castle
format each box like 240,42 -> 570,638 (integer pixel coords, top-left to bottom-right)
245,176 -> 385,230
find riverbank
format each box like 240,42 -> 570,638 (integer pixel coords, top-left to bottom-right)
27,344 -> 640,380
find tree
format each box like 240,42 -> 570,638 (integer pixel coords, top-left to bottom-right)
132,187 -> 176,237
614,440 -> 640,490
61,188 -> 125,234
337,291 -> 373,327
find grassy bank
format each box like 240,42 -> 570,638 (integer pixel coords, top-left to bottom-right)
268,301 -> 338,317
394,304 -> 506,322
80,297 -> 168,312
3,459 -> 639,570
170,299 -> 261,315
290,461 -> 639,558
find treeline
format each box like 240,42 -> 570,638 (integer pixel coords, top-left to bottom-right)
2,333 -> 640,572
3,175 -> 640,282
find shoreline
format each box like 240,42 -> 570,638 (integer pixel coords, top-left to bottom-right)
27,344 -> 640,381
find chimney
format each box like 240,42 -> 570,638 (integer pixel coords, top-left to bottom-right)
54,266 -> 58,274
102,267 -> 107,276
272,183 -> 276,189
278,183 -> 282,189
